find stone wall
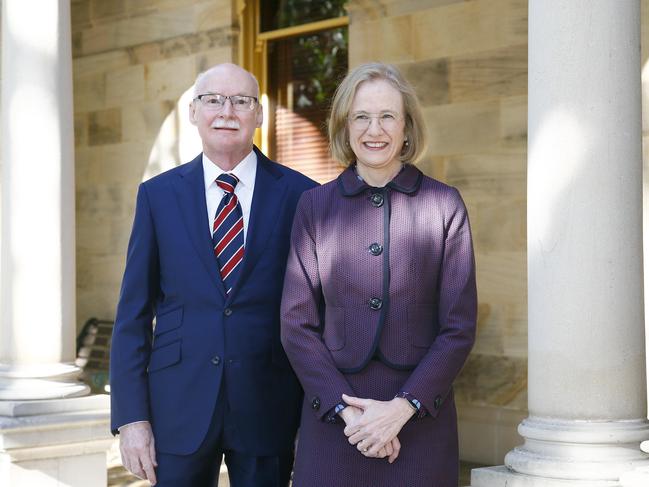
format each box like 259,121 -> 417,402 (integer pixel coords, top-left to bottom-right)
71,0 -> 235,330
346,0 -> 528,463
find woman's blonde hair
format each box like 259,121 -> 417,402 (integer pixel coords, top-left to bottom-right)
328,62 -> 427,166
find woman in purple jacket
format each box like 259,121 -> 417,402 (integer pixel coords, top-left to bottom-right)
280,62 -> 477,486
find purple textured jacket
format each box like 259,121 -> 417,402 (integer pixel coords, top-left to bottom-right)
281,164 -> 477,421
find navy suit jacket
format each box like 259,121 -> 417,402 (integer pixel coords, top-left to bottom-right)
110,147 -> 317,456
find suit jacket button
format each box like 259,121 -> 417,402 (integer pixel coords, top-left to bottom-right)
369,243 -> 383,256
370,193 -> 384,207
369,298 -> 383,310
311,397 -> 321,410
434,395 -> 442,410
224,308 -> 233,316
211,356 -> 221,366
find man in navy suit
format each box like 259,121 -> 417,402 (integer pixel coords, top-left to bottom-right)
109,63 -> 317,487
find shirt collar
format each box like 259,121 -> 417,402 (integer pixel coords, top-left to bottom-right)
202,150 -> 257,192
337,163 -> 423,197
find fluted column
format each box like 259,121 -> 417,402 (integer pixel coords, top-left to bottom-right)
0,0 -> 88,399
472,1 -> 649,485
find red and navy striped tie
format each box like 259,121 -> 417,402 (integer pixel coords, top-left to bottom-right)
212,173 -> 244,295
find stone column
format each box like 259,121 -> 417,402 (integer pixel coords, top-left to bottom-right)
0,1 -> 112,486
0,0 -> 87,400
472,1 -> 649,485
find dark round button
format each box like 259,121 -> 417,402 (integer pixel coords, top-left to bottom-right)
224,308 -> 233,316
211,356 -> 221,366
369,243 -> 383,256
311,397 -> 321,410
370,193 -> 384,207
369,298 -> 383,310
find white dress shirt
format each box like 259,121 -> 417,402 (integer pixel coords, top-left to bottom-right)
203,151 -> 257,244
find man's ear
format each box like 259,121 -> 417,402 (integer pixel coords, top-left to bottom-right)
256,104 -> 263,128
189,102 -> 198,125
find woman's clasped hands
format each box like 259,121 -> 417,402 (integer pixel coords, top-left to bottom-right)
338,393 -> 416,464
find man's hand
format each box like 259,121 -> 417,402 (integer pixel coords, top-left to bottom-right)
119,421 -> 158,485
342,394 -> 415,459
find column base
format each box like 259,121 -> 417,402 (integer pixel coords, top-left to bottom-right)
0,363 -> 90,400
471,466 -> 619,486
0,394 -> 112,487
618,441 -> 649,487
619,467 -> 649,487
506,417 -> 649,480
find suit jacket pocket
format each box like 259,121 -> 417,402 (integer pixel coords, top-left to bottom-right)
148,339 -> 181,372
407,304 -> 437,349
154,305 -> 183,336
322,306 -> 345,351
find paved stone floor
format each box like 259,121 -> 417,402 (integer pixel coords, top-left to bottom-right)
109,437 -> 482,487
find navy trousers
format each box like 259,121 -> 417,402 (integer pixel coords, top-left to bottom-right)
154,381 -> 294,487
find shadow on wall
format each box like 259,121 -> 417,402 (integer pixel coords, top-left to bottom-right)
142,86 -> 202,182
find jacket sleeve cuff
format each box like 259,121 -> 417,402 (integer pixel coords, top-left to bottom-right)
323,402 -> 347,424
117,420 -> 151,433
395,391 -> 428,419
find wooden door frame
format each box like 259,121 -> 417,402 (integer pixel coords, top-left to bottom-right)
236,0 -> 348,154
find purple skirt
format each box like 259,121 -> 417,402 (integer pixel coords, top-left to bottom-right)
291,360 -> 459,487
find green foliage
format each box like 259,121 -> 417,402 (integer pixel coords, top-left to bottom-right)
293,28 -> 348,111
275,0 -> 347,29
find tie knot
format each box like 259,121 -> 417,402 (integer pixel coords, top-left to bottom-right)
216,173 -> 239,194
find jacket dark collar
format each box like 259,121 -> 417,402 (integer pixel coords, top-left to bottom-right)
337,163 -> 423,196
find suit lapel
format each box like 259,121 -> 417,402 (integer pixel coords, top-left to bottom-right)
227,148 -> 288,301
172,154 -> 227,299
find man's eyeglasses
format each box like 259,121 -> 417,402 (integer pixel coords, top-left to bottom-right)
348,111 -> 402,131
194,93 -> 258,112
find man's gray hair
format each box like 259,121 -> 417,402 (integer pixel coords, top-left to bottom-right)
193,64 -> 260,98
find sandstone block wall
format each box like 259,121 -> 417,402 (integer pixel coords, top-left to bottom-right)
71,0 -> 235,329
